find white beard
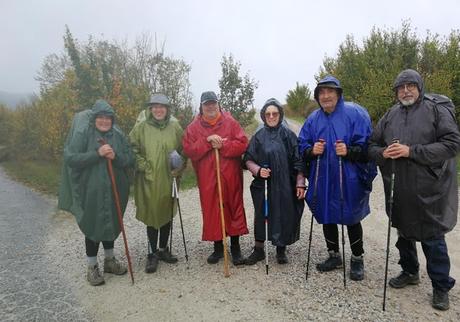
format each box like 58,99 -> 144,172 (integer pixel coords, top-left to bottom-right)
400,98 -> 416,106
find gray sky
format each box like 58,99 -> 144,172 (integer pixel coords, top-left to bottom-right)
1,0 -> 459,107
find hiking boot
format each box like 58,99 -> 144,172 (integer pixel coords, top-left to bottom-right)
145,253 -> 159,273
104,257 -> 127,275
276,246 -> 288,264
388,271 -> 420,288
231,244 -> 245,266
157,247 -> 178,264
207,241 -> 224,264
316,251 -> 342,272
244,247 -> 265,265
350,255 -> 364,281
87,264 -> 105,286
432,289 -> 449,311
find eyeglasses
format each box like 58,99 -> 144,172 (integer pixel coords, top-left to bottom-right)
397,83 -> 418,92
265,112 -> 280,118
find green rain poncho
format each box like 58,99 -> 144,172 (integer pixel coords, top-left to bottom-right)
58,100 -> 134,242
129,107 -> 185,228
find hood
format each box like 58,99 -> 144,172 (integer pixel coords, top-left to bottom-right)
314,75 -> 343,103
91,99 -> 115,122
260,98 -> 284,127
393,69 -> 425,102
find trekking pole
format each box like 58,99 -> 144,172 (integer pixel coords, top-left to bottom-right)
173,177 -> 189,263
97,138 -> 134,284
263,164 -> 270,275
215,148 -> 230,277
306,138 -> 325,281
383,138 -> 399,311
169,198 -> 174,254
337,139 -> 346,289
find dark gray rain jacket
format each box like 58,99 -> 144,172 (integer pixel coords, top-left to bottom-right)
368,69 -> 460,240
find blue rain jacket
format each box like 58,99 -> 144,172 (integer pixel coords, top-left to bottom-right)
298,77 -> 376,225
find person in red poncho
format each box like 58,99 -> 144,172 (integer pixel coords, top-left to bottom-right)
183,91 -> 249,265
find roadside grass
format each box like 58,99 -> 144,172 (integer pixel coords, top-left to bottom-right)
2,160 -> 62,196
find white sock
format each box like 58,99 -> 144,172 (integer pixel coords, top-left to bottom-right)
87,256 -> 97,267
104,248 -> 114,259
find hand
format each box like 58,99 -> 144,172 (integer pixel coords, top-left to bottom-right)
207,134 -> 224,149
296,187 -> 305,199
335,142 -> 347,156
312,140 -> 325,156
171,169 -> 181,178
383,142 -> 409,159
98,144 -> 115,159
259,167 -> 271,178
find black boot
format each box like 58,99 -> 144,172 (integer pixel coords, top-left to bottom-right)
145,253 -> 159,273
316,250 -> 342,272
276,246 -> 288,264
389,271 -> 420,288
157,247 -> 178,264
207,241 -> 224,264
245,246 -> 265,265
432,288 -> 449,311
350,254 -> 364,281
231,244 -> 245,266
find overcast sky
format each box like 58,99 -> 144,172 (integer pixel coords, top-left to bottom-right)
1,0 -> 459,107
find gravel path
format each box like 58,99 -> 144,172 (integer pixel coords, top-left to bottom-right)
45,169 -> 460,321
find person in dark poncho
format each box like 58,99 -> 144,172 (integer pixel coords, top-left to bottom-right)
243,98 -> 305,265
369,69 -> 460,310
58,99 -> 134,286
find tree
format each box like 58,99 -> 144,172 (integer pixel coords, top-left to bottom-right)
218,54 -> 258,127
286,82 -> 312,116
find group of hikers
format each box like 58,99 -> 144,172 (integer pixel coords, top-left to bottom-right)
58,69 -> 460,311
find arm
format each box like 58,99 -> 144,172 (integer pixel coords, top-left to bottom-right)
128,124 -> 150,173
220,120 -> 249,158
112,132 -> 134,169
64,131 -> 101,169
182,125 -> 214,162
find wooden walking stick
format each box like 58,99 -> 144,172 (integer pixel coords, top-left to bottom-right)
98,138 -> 134,284
214,148 -> 230,278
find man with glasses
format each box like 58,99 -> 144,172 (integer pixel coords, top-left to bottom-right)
368,69 -> 460,310
298,76 -> 375,281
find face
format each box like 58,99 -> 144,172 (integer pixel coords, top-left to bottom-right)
201,100 -> 219,119
397,83 -> 420,106
318,87 -> 339,113
150,104 -> 168,121
95,115 -> 113,132
264,105 -> 280,127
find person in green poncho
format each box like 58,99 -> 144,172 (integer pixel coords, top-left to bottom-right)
58,99 -> 134,286
129,94 -> 186,273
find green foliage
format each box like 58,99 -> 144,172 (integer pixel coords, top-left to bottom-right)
218,54 -> 258,127
319,22 -> 460,123
286,82 -> 312,116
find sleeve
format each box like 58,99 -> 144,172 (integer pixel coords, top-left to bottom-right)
298,118 -> 316,162
64,131 -> 101,169
346,109 -> 372,162
367,113 -> 388,167
128,124 -> 150,173
112,132 -> 134,169
409,104 -> 460,165
182,123 -> 213,162
220,120 -> 249,158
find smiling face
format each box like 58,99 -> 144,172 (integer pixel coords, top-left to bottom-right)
264,105 -> 280,127
150,104 -> 168,121
318,87 -> 339,113
397,83 -> 420,106
95,115 -> 113,132
201,100 -> 219,119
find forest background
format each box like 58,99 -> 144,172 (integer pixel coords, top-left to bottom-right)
0,22 -> 459,193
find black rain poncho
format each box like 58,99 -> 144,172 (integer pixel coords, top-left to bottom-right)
243,98 -> 305,246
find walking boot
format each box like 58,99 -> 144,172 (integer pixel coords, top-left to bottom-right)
87,264 -> 105,286
276,246 -> 288,264
244,246 -> 265,265
349,254 -> 364,281
231,244 -> 245,266
432,288 -> 449,311
145,253 -> 159,273
104,257 -> 127,275
207,241 -> 224,264
388,271 -> 420,288
157,247 -> 178,264
316,250 -> 342,272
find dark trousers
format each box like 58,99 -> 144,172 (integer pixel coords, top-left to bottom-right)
147,221 -> 172,252
85,237 -> 114,257
323,222 -> 364,256
396,234 -> 455,292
